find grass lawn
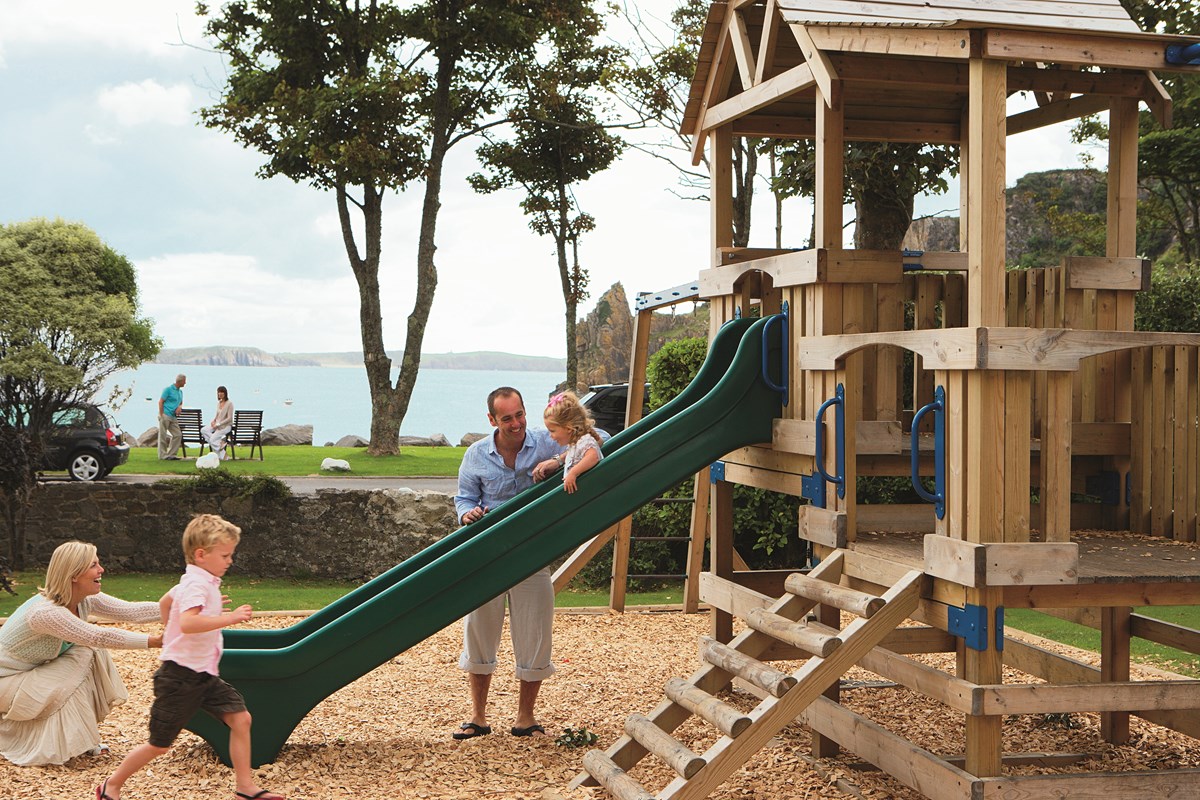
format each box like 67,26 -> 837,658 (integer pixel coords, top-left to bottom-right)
97,445 -> 466,478
0,571 -> 684,618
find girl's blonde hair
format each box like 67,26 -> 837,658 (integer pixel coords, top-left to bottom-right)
182,514 -> 242,564
39,541 -> 98,607
543,391 -> 600,445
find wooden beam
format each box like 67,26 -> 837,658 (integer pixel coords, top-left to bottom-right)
755,0 -> 780,85
734,115 -> 960,144
690,32 -> 736,167
728,10 -> 756,92
702,62 -> 816,133
1004,582 -> 1200,609
983,28 -> 1179,72
1063,255 -> 1151,291
1007,93 -> 1114,136
1007,65 -> 1147,98
978,769 -> 1200,798
1144,70 -> 1173,128
968,57 -> 1007,328
790,23 -> 841,109
976,679 -> 1200,715
699,248 -> 903,296
807,25 -> 973,60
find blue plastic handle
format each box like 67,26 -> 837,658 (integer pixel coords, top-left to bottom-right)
910,385 -> 945,519
760,304 -> 789,406
814,384 -> 845,498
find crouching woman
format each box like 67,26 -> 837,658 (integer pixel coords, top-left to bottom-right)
0,541 -> 164,766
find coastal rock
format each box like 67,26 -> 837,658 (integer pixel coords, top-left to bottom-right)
137,427 -> 158,447
321,457 -> 352,472
335,435 -> 370,448
261,424 -> 313,446
459,433 -> 488,447
399,434 -> 450,447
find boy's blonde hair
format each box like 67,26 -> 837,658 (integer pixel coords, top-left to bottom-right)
543,391 -> 600,445
182,514 -> 241,564
39,541 -> 98,607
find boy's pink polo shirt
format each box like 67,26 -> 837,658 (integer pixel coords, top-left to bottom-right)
161,563 -> 224,675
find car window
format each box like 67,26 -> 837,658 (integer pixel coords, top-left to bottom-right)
51,407 -> 89,428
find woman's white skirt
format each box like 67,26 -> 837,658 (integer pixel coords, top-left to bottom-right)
0,646 -> 128,766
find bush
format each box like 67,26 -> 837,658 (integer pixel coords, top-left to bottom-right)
163,470 -> 292,502
1136,264 -> 1200,332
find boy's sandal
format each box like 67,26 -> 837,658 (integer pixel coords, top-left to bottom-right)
452,722 -> 492,740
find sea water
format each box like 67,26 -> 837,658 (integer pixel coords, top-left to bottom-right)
97,363 -> 565,445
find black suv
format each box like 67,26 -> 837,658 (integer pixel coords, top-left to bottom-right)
580,383 -> 650,435
41,404 -> 129,481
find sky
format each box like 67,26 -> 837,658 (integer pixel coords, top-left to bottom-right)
0,0 -> 1097,359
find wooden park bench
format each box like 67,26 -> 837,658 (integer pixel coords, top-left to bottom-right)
176,408 -> 206,457
228,410 -> 264,461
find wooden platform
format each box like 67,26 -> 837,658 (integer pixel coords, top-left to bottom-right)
854,529 -> 1200,584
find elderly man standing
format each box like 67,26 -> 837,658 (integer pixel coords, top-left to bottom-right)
157,373 -> 187,460
452,386 -> 563,741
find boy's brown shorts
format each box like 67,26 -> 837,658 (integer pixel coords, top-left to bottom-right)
148,660 -> 247,748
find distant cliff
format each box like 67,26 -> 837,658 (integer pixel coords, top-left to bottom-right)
156,347 -> 566,371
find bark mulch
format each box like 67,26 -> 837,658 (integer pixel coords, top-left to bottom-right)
3,611 -> 1196,800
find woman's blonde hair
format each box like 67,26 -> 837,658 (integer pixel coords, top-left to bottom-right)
39,541 -> 98,607
182,514 -> 241,564
543,391 -> 600,446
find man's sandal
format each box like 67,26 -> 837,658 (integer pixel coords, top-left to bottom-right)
452,722 -> 493,740
511,724 -> 546,737
235,792 -> 286,800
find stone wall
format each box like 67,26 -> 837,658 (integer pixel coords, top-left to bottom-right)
23,483 -> 457,580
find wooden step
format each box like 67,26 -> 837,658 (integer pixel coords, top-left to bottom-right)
582,749 -> 656,800
625,713 -> 706,779
664,677 -> 752,738
700,636 -> 797,697
784,571 -> 885,618
744,607 -> 842,658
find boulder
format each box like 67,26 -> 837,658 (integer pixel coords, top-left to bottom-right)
399,434 -> 451,447
320,457 -> 352,472
335,435 -> 370,448
137,427 -> 158,447
459,432 -> 488,447
261,424 -> 314,446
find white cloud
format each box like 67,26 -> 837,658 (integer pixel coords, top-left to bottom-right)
97,80 -> 194,127
0,1 -> 205,64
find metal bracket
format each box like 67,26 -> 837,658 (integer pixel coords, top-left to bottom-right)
948,603 -> 994,652
709,461 -> 726,482
801,472 -> 827,508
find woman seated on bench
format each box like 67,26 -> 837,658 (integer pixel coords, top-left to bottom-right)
202,386 -> 234,461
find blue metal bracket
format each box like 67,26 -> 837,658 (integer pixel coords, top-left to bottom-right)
948,603 -> 988,651
1166,42 -> 1200,65
709,461 -> 726,483
801,472 -> 827,508
902,248 -> 925,271
814,384 -> 846,500
910,385 -> 946,520
760,302 -> 789,407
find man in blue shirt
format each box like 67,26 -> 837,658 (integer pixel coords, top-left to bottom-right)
157,374 -> 187,460
452,387 -> 563,740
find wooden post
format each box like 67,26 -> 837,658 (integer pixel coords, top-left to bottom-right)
1101,606 -> 1132,743
683,468 -> 711,613
709,477 -> 734,644
1109,97 -> 1139,531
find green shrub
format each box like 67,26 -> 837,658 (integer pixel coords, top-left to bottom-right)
163,470 -> 292,502
646,337 -> 708,411
1136,264 -> 1200,332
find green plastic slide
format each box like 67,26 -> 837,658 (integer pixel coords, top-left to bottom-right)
192,314 -> 785,765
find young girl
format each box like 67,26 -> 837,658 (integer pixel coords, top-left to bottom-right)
543,391 -> 604,493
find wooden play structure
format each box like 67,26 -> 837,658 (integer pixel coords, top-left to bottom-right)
573,1 -> 1200,798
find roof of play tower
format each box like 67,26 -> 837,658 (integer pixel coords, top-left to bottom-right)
682,0 -> 1200,142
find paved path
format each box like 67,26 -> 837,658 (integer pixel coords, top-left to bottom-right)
90,474 -> 459,494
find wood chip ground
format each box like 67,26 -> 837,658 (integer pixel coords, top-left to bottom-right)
3,611 -> 1196,799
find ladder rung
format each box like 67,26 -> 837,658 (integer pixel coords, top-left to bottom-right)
582,749 -> 656,800
745,607 -> 842,658
784,571 -> 886,618
699,636 -> 797,698
664,677 -> 751,737
625,713 -> 706,779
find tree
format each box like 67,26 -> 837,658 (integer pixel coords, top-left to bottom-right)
0,218 -> 160,567
198,0 -> 593,455
1074,0 -> 1200,261
607,0 -> 761,246
470,19 -> 624,390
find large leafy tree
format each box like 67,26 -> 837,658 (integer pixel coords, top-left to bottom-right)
1075,0 -> 1200,261
470,20 -> 624,390
0,218 -> 160,567
198,0 -> 592,455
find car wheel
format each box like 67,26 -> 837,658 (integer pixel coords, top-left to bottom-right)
68,450 -> 104,481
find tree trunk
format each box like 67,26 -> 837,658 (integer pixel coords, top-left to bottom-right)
555,181 -> 578,391
732,139 -> 757,247
853,189 -> 914,250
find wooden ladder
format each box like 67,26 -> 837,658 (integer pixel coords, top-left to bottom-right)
572,551 -> 923,800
